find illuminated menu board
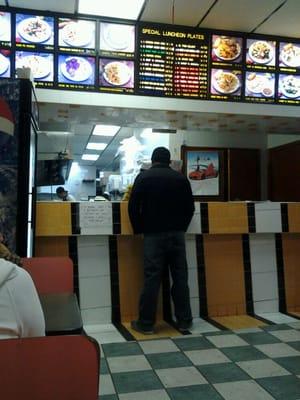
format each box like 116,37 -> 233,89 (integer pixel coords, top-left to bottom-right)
99,22 -> 135,58
137,24 -> 209,99
1,5 -> 300,107
209,34 -> 243,101
15,13 -> 54,51
57,54 -> 96,90
15,51 -> 54,88
0,12 -> 11,47
58,18 -> 96,55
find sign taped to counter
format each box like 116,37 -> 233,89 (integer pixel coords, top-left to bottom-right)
79,201 -> 113,235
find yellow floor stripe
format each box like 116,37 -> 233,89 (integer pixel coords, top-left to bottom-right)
123,321 -> 182,340
212,315 -> 267,330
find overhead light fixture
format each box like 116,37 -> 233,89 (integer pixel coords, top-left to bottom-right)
81,154 -> 99,161
86,142 -> 107,151
92,124 -> 120,136
78,0 -> 145,20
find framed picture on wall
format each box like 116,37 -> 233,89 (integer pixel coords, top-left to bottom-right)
181,146 -> 226,201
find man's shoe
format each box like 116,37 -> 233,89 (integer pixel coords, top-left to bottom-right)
131,320 -> 154,335
177,320 -> 193,333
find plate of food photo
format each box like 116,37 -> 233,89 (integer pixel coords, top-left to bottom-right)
213,36 -> 241,61
213,70 -> 240,94
61,56 -> 92,82
281,43 -> 300,67
103,24 -> 131,50
280,75 -> 300,98
61,21 -> 93,47
18,17 -> 52,43
103,61 -> 131,86
16,54 -> 51,79
249,40 -> 274,64
0,53 -> 9,76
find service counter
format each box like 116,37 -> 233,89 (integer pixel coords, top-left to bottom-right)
35,201 -> 300,333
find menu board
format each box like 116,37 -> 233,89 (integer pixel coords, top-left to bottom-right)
57,54 -> 96,90
1,5 -> 300,107
15,51 -> 54,87
58,18 -> 96,55
15,13 -> 54,51
0,49 -> 11,78
0,12 -> 11,47
99,22 -> 135,58
137,24 -> 209,98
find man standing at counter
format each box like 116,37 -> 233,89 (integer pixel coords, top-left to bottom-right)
128,147 -> 195,334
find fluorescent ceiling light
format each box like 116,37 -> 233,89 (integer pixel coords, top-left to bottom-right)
86,142 -> 107,151
92,124 -> 120,136
78,0 -> 145,20
81,154 -> 99,161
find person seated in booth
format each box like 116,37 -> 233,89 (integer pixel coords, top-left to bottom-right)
0,232 -> 22,266
0,257 -> 45,339
56,186 -> 76,201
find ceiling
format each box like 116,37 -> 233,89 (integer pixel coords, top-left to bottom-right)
5,0 -> 300,168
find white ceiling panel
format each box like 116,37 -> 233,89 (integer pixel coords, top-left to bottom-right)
255,0 -> 300,38
199,0 -> 284,33
8,0 -> 76,14
141,0 -> 215,26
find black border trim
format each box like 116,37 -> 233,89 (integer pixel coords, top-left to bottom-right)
281,203 -> 289,233
247,202 -> 256,233
275,233 -> 287,313
196,234 -> 208,317
109,235 -> 121,322
242,234 -> 255,315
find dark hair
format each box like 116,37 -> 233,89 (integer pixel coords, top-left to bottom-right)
151,147 -> 171,164
56,186 -> 65,194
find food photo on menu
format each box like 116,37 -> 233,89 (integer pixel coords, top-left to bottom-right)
58,54 -> 95,85
211,35 -> 243,63
210,69 -> 242,96
58,18 -> 95,49
246,39 -> 276,66
279,42 -> 300,68
99,58 -> 134,88
15,13 -> 54,45
15,51 -> 53,81
0,12 -> 11,43
245,71 -> 275,98
278,74 -> 300,100
100,22 -> 135,54
0,49 -> 11,78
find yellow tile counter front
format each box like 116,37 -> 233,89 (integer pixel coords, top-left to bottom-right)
36,202 -> 72,236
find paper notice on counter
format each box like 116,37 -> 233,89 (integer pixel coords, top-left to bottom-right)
79,202 -> 113,235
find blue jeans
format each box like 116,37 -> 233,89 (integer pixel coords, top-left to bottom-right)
138,231 -> 192,328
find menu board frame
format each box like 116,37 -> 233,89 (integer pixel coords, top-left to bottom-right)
1,5 -> 300,105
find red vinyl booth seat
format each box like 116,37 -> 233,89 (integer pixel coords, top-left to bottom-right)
0,335 -> 100,400
21,256 -> 74,294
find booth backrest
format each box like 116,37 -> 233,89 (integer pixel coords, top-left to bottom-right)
21,256 -> 74,294
0,335 -> 100,400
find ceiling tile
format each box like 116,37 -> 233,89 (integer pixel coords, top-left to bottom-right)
255,0 -> 300,38
8,0 -> 76,14
141,0 -> 215,26
199,0 -> 284,33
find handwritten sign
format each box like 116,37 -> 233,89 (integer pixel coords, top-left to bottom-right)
79,202 -> 112,234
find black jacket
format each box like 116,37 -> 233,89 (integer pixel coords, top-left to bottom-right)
128,164 -> 195,234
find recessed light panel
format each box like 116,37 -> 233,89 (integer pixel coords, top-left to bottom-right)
78,0 -> 145,20
81,154 -> 99,161
92,124 -> 120,136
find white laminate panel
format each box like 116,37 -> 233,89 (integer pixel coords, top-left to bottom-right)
188,268 -> 199,298
79,276 -> 111,309
254,300 -> 279,314
187,203 -> 201,234
190,297 -> 200,319
78,240 -> 110,278
255,203 -> 282,233
77,235 -> 109,248
81,307 -> 112,325
249,234 -> 277,274
252,272 -> 279,302
186,235 -> 197,269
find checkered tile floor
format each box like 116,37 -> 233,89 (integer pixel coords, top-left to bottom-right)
98,322 -> 300,399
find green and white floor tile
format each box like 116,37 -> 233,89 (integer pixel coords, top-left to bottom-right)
98,322 -> 300,399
